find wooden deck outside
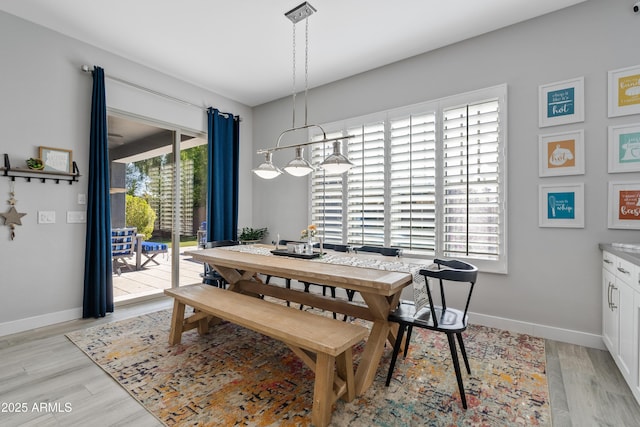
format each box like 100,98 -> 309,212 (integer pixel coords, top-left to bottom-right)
113,245 -> 204,302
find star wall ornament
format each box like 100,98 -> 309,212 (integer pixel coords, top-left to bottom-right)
1,190 -> 26,240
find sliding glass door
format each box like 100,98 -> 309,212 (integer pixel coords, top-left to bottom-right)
108,113 -> 207,301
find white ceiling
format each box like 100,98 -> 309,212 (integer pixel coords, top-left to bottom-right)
1,0 -> 586,107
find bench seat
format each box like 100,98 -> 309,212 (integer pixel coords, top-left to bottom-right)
164,284 -> 368,427
136,241 -> 168,268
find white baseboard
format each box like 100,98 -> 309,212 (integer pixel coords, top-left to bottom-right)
0,299 -> 605,351
471,312 -> 605,350
0,307 -> 83,337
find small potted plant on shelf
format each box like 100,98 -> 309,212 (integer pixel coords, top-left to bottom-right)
239,227 -> 268,244
26,158 -> 44,170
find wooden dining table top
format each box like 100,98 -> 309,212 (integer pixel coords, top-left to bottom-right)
185,245 -> 414,296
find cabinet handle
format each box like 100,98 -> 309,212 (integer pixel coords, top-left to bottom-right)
607,282 -> 612,310
617,267 -> 629,275
604,259 -> 613,264
610,284 -> 618,310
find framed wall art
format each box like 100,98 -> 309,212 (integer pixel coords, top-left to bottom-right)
539,183 -> 584,228
608,64 -> 640,118
608,181 -> 640,229
39,146 -> 72,173
539,129 -> 585,177
538,77 -> 584,127
608,123 -> 640,173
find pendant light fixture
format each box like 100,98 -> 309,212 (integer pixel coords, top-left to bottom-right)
253,2 -> 353,180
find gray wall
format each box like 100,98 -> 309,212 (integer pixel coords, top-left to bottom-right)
0,11 -> 253,334
252,0 -> 640,347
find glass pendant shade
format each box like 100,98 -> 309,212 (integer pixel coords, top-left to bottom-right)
252,152 -> 282,179
320,140 -> 353,174
284,147 -> 314,176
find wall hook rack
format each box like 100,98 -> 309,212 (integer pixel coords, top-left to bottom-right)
1,154 -> 80,184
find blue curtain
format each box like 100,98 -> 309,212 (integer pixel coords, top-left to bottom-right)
83,66 -> 113,318
206,108 -> 239,242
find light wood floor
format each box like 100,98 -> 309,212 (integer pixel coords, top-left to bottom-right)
1,297 -> 639,426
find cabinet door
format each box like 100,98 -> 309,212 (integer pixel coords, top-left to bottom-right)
618,279 -> 634,379
603,268 -> 618,354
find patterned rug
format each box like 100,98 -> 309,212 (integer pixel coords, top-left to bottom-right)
66,309 -> 550,426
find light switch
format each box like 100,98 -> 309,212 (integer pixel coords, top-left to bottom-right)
38,211 -> 56,224
77,193 -> 87,205
67,211 -> 86,224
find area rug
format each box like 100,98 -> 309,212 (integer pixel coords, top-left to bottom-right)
66,309 -> 550,426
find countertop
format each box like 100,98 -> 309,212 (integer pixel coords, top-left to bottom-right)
600,243 -> 640,265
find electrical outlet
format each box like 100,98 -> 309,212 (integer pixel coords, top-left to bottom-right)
38,211 -> 56,224
67,211 -> 86,223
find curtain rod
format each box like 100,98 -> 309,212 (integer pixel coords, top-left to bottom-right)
80,65 -> 240,121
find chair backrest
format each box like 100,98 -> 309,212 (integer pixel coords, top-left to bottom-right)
354,245 -> 401,257
418,258 -> 478,328
111,227 -> 137,257
322,243 -> 349,252
205,240 -> 238,249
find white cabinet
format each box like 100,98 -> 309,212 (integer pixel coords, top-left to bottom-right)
601,249 -> 640,405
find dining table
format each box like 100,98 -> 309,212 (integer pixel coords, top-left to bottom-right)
185,244 -> 419,396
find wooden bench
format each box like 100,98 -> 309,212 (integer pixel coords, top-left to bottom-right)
164,284 -> 368,427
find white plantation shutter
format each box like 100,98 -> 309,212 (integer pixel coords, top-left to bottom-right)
308,85 -> 507,273
442,100 -> 501,261
310,132 -> 345,245
389,113 -> 437,254
346,122 -> 385,246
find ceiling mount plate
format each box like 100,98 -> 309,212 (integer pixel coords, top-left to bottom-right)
285,2 -> 316,24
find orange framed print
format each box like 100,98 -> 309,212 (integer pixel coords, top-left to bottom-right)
608,181 -> 640,229
39,146 -> 72,173
539,129 -> 584,177
608,65 -> 640,117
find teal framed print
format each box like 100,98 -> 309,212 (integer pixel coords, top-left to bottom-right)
539,183 -> 584,228
608,123 -> 640,173
538,77 -> 584,128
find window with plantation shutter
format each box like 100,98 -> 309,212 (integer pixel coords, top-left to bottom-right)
389,113 -> 437,254
310,132 -> 345,245
308,85 -> 507,273
442,100 -> 501,261
346,122 -> 385,246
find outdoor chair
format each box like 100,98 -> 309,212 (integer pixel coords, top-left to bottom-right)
111,227 -> 138,275
385,258 -> 478,409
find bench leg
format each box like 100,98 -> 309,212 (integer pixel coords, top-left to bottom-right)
312,353 -> 335,427
168,300 -> 186,345
336,347 -> 356,402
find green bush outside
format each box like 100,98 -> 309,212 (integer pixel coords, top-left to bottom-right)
125,194 -> 156,239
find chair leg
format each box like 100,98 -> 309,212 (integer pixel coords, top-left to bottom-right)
328,286 -> 337,319
285,279 -> 291,307
385,324 -> 407,386
300,282 -> 311,310
456,332 -> 471,374
446,333 -> 467,409
403,325 -> 413,357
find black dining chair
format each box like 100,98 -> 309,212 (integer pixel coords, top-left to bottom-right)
347,245 -> 402,302
201,240 -> 239,288
385,258 -> 478,409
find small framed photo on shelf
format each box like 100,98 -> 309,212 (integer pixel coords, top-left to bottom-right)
608,64 -> 640,117
608,123 -> 640,173
539,129 -> 585,177
39,146 -> 72,173
608,181 -> 640,229
538,77 -> 584,127
539,183 -> 584,228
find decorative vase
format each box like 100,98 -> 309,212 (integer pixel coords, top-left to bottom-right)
306,237 -> 314,255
